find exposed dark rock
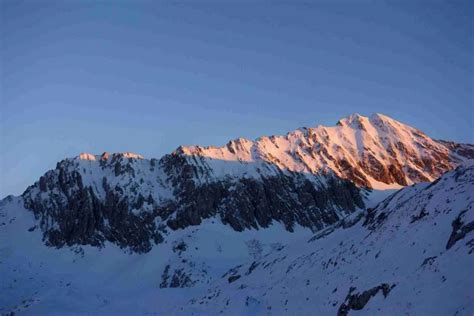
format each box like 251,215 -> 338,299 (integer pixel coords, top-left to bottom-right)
466,239 -> 474,254
114,161 -> 121,177
338,283 -> 395,316
162,151 -> 364,233
245,261 -> 260,276
160,265 -> 194,288
169,269 -> 194,288
446,211 -> 474,250
420,256 -> 437,267
173,241 -> 187,253
228,275 -> 241,283
159,265 -> 170,288
22,159 -> 163,253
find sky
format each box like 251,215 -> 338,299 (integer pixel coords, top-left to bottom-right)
1,0 -> 473,197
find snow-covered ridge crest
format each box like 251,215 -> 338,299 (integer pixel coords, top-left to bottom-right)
77,153 -> 97,161
176,113 -> 473,189
71,113 -> 472,190
76,152 -> 144,161
176,137 -> 255,163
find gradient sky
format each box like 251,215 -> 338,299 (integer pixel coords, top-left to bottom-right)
1,0 -> 473,197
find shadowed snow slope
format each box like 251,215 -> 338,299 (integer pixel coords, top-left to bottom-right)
178,164 -> 474,315
1,163 -> 472,315
0,199 -> 313,315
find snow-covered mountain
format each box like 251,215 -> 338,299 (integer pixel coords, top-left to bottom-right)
179,113 -> 472,188
1,154 -> 473,314
1,113 -> 474,315
14,113 -> 473,253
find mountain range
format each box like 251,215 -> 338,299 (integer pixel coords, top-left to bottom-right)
1,113 -> 473,315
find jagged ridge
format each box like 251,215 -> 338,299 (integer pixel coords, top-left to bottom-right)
16,114 -> 474,252
179,113 -> 473,188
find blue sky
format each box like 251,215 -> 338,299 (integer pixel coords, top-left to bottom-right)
1,0 -> 473,197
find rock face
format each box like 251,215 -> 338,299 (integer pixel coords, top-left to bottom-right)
19,114 -> 474,252
22,150 -> 363,252
160,150 -> 363,232
23,154 -> 165,253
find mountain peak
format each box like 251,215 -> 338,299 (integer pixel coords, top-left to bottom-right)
336,113 -> 369,128
336,112 -> 403,128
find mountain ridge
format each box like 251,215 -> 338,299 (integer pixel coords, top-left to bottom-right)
71,112 -> 473,189
5,113 -> 474,253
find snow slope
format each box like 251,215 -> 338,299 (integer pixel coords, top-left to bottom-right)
1,165 -> 472,315
0,196 -> 312,315
177,164 -> 474,315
